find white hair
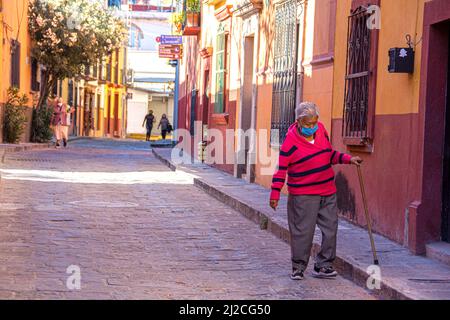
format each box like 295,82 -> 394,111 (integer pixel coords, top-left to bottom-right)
295,102 -> 320,120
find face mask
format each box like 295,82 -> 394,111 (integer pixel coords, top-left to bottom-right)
301,124 -> 318,137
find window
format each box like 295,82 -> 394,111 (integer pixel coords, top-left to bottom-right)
10,40 -> 21,88
52,81 -> 58,96
214,24 -> 227,114
342,5 -> 377,141
114,49 -> 119,84
31,58 -> 40,92
107,55 -> 112,82
68,80 -> 74,106
97,93 -> 101,129
190,90 -> 198,135
129,24 -> 144,49
270,0 -> 298,145
58,80 -> 63,97
93,62 -> 98,78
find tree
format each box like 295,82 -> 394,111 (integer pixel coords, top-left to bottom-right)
28,0 -> 127,109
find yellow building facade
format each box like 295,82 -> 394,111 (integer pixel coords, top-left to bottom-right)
59,46 -> 127,138
0,0 -> 34,142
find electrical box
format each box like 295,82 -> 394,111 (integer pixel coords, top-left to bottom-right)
388,48 -> 415,74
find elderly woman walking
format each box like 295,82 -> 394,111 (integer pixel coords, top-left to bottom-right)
270,102 -> 362,281
50,97 -> 64,148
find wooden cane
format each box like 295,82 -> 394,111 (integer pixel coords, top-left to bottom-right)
356,164 -> 379,265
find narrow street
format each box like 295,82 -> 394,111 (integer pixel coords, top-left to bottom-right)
0,139 -> 374,299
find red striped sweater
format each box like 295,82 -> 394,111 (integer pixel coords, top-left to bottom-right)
270,122 -> 352,200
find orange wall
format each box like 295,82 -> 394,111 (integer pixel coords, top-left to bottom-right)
0,0 -> 32,104
332,0 -> 425,119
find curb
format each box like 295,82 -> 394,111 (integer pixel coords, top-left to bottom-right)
193,177 -> 408,300
152,148 -> 413,300
152,148 -> 176,171
1,143 -> 51,164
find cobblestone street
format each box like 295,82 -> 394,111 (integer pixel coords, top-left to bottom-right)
0,139 -> 375,299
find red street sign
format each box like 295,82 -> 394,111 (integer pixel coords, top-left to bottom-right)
159,47 -> 182,54
159,53 -> 181,59
159,44 -> 182,51
158,44 -> 182,58
156,36 -> 161,43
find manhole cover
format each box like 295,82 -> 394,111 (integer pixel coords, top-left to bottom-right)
69,200 -> 139,208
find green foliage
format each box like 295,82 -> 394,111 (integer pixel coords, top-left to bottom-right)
28,0 -> 128,108
3,87 -> 29,144
170,11 -> 185,26
31,104 -> 53,143
28,0 -> 127,80
186,0 -> 200,13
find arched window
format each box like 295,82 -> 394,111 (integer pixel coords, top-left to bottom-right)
129,23 -> 144,49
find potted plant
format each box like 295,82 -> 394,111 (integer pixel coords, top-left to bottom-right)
169,12 -> 185,33
186,0 -> 200,27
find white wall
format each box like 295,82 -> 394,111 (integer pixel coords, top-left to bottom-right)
126,89 -> 174,135
127,89 -> 148,135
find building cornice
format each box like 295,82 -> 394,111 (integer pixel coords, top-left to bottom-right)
234,0 -> 263,18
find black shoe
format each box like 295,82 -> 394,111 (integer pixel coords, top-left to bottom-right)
312,266 -> 338,278
290,268 -> 304,281
63,139 -> 67,147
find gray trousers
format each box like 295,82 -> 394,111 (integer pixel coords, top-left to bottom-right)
287,194 -> 338,271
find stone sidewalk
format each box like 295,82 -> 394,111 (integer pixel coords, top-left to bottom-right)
152,147 -> 450,300
0,138 -> 375,299
0,142 -> 51,163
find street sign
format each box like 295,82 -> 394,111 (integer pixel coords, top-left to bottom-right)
159,53 -> 181,59
160,35 -> 182,45
159,44 -> 182,50
159,46 -> 182,54
158,44 -> 182,59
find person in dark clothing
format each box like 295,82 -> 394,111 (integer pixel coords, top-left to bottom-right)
158,114 -> 171,140
142,110 -> 155,141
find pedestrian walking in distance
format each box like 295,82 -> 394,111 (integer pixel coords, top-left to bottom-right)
61,101 -> 75,148
157,114 -> 171,140
270,102 -> 362,281
142,110 -> 155,141
50,97 -> 65,148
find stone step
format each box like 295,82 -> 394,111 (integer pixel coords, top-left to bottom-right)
426,242 -> 450,267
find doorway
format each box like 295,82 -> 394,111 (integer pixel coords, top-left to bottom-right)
106,94 -> 111,135
442,24 -> 450,243
236,36 -> 255,181
114,93 -> 119,137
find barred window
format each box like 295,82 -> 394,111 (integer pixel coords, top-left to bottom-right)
10,40 -> 21,88
270,0 -> 298,145
343,5 -> 377,141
